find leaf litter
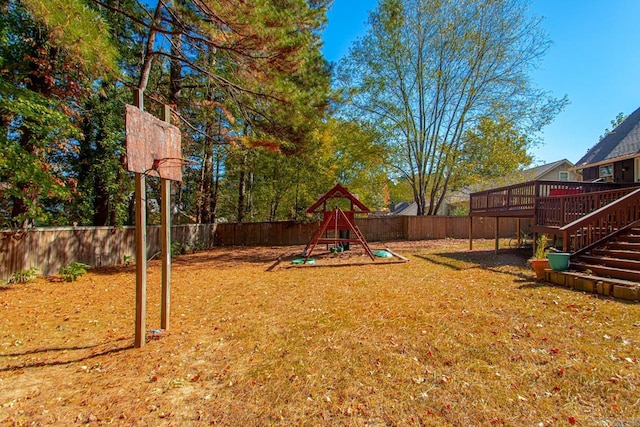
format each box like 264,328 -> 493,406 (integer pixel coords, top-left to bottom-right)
0,239 -> 638,425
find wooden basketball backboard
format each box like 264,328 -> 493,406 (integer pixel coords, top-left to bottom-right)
125,104 -> 182,182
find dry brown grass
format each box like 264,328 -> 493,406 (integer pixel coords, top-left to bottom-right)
1,239 -> 639,426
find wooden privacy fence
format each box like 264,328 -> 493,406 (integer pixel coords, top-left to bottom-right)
1,224 -> 216,280
1,216 -> 527,280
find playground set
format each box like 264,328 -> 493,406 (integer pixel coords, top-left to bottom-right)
269,184 -> 408,269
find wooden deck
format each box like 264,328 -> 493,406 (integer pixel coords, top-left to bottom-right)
469,180 -> 637,232
471,181 -> 621,213
470,180 -> 640,289
469,180 -> 640,253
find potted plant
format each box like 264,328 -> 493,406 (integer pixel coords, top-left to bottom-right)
529,234 -> 550,280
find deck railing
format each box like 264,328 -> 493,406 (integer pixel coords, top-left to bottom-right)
535,187 -> 638,228
559,187 -> 640,252
470,181 -> 630,215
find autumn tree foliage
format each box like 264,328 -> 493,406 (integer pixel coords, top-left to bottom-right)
1,0 -> 361,227
96,0 -> 337,224
0,0 -> 118,227
337,0 -> 567,215
0,0 -> 529,227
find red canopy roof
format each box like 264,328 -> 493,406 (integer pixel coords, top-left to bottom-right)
306,184 -> 370,214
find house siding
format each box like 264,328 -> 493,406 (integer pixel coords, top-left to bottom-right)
583,166 -> 598,181
583,159 -> 636,183
537,164 -> 580,182
615,158 -> 635,183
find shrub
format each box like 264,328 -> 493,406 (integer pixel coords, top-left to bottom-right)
6,267 -> 39,284
171,241 -> 186,257
122,255 -> 133,267
533,234 -> 549,260
59,262 -> 91,282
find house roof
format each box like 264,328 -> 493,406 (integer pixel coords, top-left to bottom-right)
526,159 -> 573,179
575,106 -> 640,169
475,159 -> 574,190
391,201 -> 417,216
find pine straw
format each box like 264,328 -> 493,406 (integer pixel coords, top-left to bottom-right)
1,239 -> 639,426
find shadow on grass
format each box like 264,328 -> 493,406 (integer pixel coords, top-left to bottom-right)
89,246 -> 302,276
414,248 -> 535,283
516,281 -> 550,290
0,337 -> 133,372
415,248 -> 529,268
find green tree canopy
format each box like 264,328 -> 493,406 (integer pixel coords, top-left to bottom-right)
0,0 -> 117,227
336,0 -> 567,215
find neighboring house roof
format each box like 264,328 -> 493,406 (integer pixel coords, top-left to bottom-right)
575,106 -> 640,169
391,201 -> 418,216
523,159 -> 573,180
466,159 -> 576,193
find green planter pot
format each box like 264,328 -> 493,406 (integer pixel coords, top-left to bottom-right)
547,252 -> 571,271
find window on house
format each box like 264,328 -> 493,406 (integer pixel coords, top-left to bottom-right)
559,171 -> 569,181
599,164 -> 613,177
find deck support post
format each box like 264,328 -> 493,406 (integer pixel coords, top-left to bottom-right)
469,217 -> 473,250
495,217 -> 499,254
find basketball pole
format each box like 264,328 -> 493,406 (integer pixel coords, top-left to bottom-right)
160,105 -> 171,330
133,88 -> 147,348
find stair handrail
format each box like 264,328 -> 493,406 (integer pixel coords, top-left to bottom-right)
571,218 -> 640,257
559,187 -> 640,252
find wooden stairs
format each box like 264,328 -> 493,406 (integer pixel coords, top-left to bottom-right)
540,188 -> 640,301
544,227 -> 640,301
570,227 -> 640,283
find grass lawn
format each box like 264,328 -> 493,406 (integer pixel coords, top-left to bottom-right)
1,239 -> 639,426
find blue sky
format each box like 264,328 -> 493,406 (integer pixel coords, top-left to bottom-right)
321,0 -> 640,167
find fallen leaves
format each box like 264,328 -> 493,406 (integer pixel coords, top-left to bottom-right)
1,240 -> 639,425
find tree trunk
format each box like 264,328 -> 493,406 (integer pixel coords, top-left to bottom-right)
138,3 -> 164,91
168,2 -> 183,108
210,144 -> 222,222
167,2 -> 184,224
237,154 -> 246,223
93,175 -> 110,226
198,125 -> 214,223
